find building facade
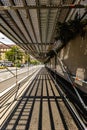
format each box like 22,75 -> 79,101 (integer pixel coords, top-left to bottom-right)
0,43 -> 14,60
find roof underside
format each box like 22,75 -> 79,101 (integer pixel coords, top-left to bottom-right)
0,0 -> 85,62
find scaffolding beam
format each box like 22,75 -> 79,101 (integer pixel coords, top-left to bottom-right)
0,4 -> 87,10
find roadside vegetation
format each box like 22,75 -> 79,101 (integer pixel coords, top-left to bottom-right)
0,46 -> 40,69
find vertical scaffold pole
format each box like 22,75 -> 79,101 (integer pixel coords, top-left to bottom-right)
14,50 -> 18,100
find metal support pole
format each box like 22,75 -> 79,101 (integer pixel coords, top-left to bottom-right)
14,51 -> 18,100
4,66 -> 15,76
54,55 -> 57,85
26,52 -> 29,76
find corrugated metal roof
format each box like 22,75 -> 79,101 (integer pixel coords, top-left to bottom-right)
0,0 -> 84,62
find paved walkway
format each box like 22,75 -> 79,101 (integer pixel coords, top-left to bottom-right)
1,68 -> 78,130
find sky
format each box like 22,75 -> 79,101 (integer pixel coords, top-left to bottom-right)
0,32 -> 15,45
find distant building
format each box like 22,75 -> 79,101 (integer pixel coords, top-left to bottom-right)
0,43 -> 14,60
0,43 -> 27,64
0,43 -> 37,64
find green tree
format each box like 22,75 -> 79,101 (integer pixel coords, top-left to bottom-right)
24,53 -> 30,64
5,46 -> 23,64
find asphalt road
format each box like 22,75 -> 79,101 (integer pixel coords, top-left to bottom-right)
0,66 -> 41,92
0,67 -> 28,82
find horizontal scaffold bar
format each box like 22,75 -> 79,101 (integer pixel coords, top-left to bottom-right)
0,4 -> 87,10
23,42 -> 53,45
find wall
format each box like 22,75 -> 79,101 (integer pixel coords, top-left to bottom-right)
47,26 -> 87,92
59,28 -> 87,78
